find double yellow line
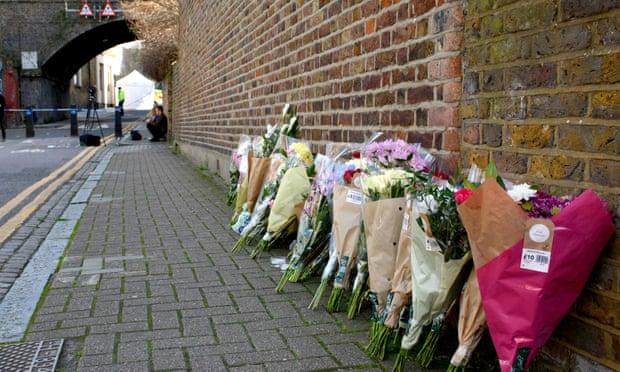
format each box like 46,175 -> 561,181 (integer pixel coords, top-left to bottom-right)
0,130 -> 125,244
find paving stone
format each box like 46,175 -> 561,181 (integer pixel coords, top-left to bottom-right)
329,342 -> 376,366
287,336 -> 330,358
188,354 -> 227,370
248,329 -> 287,351
83,334 -> 116,355
181,317 -> 214,337
264,356 -> 339,371
224,349 -> 295,366
152,311 -> 180,329
90,322 -> 148,334
78,353 -> 114,368
118,341 -> 149,363
152,335 -> 216,349
215,323 -> 246,344
119,329 -> 182,342
152,348 -> 187,370
122,305 -> 148,322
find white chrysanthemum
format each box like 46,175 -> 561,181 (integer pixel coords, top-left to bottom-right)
507,183 -> 537,202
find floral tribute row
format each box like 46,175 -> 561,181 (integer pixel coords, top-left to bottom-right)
225,104 -> 615,372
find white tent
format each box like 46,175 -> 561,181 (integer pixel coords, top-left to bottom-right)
115,70 -> 155,110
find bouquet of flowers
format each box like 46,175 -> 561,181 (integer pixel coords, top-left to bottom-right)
324,159 -> 368,312
305,148 -> 367,310
457,178 -> 615,372
394,181 -> 472,371
364,194 -> 414,358
447,268 -> 486,371
276,153 -> 334,292
231,152 -> 287,250
361,169 -> 411,359
364,139 -> 435,171
308,230 -> 337,310
345,222 -> 367,319
227,135 -> 251,207
231,104 -> 300,225
252,142 -> 314,258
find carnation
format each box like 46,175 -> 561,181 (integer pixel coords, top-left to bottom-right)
507,183 -> 537,203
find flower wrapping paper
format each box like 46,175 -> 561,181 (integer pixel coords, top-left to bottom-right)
383,198 -> 414,329
459,181 -> 615,371
400,205 -> 471,350
332,184 -> 364,289
363,197 -> 406,318
246,157 -> 271,213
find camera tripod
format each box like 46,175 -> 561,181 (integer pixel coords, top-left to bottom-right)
83,94 -> 106,146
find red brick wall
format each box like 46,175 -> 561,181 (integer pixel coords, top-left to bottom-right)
172,0 -> 465,172
462,1 -> 620,370
170,0 -> 620,369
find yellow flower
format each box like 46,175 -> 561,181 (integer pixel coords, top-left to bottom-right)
291,142 -> 313,166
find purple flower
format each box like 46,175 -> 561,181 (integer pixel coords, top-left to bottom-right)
527,191 -> 574,218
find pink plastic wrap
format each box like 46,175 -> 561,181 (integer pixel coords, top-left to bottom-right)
475,189 -> 614,371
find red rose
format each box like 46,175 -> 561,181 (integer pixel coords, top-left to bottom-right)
454,188 -> 474,205
343,168 -> 362,184
352,150 -> 361,159
433,170 -> 450,180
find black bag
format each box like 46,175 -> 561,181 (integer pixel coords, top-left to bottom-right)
130,130 -> 142,141
79,134 -> 101,147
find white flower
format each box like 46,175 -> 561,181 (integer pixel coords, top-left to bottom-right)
507,183 -> 537,202
416,194 -> 438,214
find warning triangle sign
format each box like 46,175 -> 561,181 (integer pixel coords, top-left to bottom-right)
101,2 -> 116,17
79,2 -> 93,17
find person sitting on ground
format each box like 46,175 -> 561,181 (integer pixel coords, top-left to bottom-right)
146,105 -> 168,142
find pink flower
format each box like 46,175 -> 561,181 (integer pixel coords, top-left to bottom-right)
454,188 -> 474,205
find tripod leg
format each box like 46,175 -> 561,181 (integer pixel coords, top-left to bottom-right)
94,108 -> 105,146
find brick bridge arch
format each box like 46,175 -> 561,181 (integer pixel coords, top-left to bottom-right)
0,1 -> 136,113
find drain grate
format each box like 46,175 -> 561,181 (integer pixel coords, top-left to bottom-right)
0,339 -> 63,371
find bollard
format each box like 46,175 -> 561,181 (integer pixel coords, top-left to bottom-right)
25,108 -> 35,138
70,105 -> 78,137
114,105 -> 122,138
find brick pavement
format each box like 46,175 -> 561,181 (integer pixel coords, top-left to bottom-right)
25,143 -> 391,371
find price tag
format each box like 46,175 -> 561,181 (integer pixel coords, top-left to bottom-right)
402,213 -> 410,231
425,237 -> 441,252
346,189 -> 363,205
520,248 -> 551,273
520,218 -> 554,273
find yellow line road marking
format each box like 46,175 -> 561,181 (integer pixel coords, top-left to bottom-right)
0,128 -> 130,244
0,148 -> 92,222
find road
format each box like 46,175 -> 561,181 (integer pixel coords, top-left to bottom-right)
0,109 -> 148,225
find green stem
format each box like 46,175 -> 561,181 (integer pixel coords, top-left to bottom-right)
275,268 -> 293,293
308,279 -> 329,310
346,284 -> 365,319
326,287 -> 344,313
447,364 -> 466,372
392,348 -> 409,372
415,328 -> 440,368
289,267 -> 303,282
231,235 -> 247,253
250,239 -> 269,259
365,324 -> 391,360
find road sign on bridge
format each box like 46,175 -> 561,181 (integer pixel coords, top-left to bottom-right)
79,2 -> 93,17
101,1 -> 116,17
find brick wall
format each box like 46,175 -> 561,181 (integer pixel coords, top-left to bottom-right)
171,0 -> 465,175
170,0 -> 620,369
462,1 -> 620,370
